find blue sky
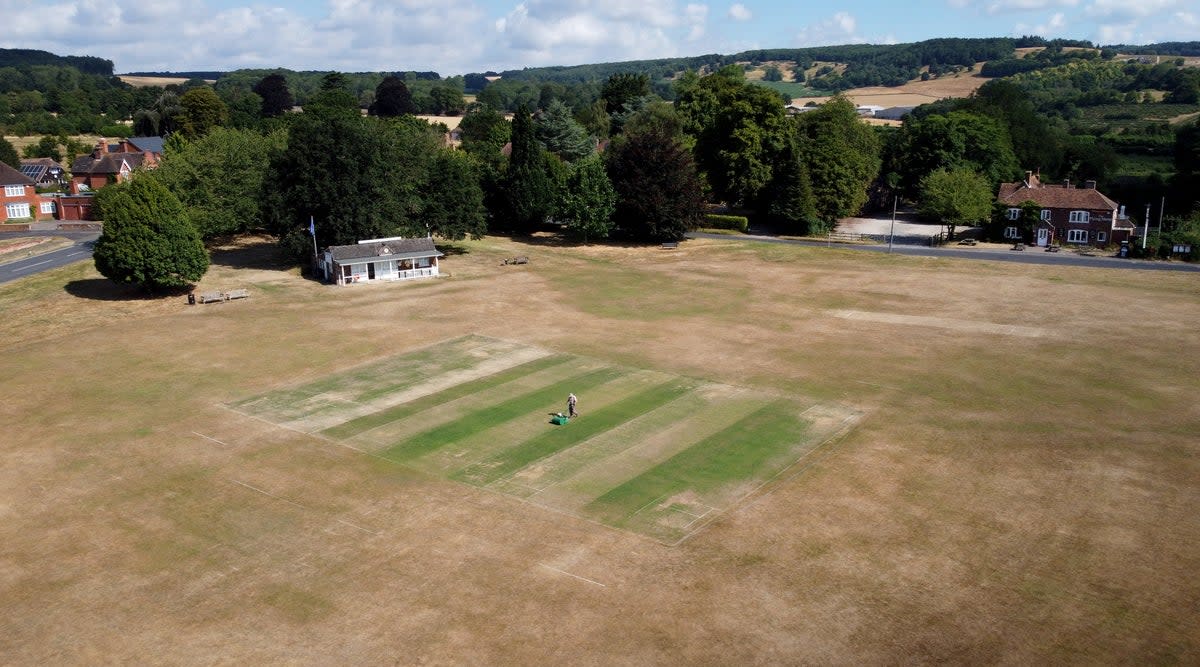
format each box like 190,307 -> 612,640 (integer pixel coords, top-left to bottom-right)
3,0 -> 1196,75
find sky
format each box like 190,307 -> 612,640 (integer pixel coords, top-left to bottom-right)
2,0 -> 1197,75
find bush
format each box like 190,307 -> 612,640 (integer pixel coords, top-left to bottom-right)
702,213 -> 749,232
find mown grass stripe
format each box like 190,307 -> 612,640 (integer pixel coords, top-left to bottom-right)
585,401 -> 809,523
453,380 -> 696,486
379,367 -> 626,462
321,354 -> 572,439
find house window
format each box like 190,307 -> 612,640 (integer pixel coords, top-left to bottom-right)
1006,208 -> 1020,220
40,201 -> 55,214
1097,231 -> 1107,243
1069,210 -> 1090,223
1040,209 -> 1051,221
4,185 -> 24,197
1004,226 -> 1020,239
6,202 -> 31,218
1067,229 -> 1088,244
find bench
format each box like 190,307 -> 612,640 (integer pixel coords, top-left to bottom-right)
225,288 -> 249,300
197,291 -> 225,304
957,238 -> 977,246
1010,243 -> 1025,251
1044,245 -> 1060,253
661,242 -> 679,250
502,256 -> 529,265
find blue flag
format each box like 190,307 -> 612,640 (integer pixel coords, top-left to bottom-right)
308,217 -> 315,237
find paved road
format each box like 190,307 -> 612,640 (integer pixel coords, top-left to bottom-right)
687,232 -> 1200,273
0,231 -> 100,284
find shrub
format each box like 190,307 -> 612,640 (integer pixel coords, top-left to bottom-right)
702,213 -> 748,232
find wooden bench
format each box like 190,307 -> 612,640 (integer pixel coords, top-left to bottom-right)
957,238 -> 977,246
661,242 -> 679,250
225,288 -> 249,300
1044,245 -> 1060,253
197,291 -> 225,304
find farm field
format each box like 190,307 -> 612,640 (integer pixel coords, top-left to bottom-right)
1,233 -> 1198,663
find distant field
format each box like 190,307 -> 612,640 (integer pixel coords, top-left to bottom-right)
794,65 -> 990,107
231,335 -> 857,543
119,75 -> 216,87
1074,103 -> 1200,132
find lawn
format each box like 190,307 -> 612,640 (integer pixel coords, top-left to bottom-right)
1,232 -> 1197,664
234,336 -> 854,543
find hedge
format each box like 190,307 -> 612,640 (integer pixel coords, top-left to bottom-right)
702,213 -> 749,232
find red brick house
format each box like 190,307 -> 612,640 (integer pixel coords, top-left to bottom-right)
997,172 -> 1133,247
69,138 -> 160,194
1,162 -> 55,222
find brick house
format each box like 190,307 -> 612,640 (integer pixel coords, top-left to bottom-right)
997,171 -> 1133,247
69,137 -> 160,194
1,162 -> 55,222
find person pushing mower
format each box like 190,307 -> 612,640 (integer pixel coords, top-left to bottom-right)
567,393 -> 578,418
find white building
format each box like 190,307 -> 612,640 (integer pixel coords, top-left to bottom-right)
321,237 -> 443,286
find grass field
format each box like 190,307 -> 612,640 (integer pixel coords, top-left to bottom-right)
230,335 -> 857,543
1,233 -> 1198,663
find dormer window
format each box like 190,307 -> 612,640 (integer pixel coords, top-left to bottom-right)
1069,210 -> 1090,223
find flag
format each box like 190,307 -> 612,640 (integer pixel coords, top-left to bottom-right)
308,217 -> 315,237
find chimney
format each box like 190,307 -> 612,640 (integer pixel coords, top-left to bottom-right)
1084,180 -> 1096,190
1024,170 -> 1032,187
96,139 -> 107,155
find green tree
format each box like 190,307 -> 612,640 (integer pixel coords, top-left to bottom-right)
459,104 -> 512,166
918,167 -> 993,240
502,104 -> 554,231
893,109 -> 1019,194
763,66 -> 783,82
606,126 -> 706,242
92,175 -> 208,291
253,73 -> 294,117
155,127 -> 286,239
560,154 -> 616,243
419,149 -> 487,240
794,95 -> 881,222
675,65 -> 788,208
0,137 -> 19,168
601,72 -> 651,114
369,76 -> 414,117
766,133 -> 818,233
1173,118 -> 1200,213
22,135 -> 62,162
428,85 -> 465,115
178,87 -> 230,139
575,99 -> 611,139
535,99 -> 593,162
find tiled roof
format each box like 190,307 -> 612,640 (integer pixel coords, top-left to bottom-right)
998,182 -> 1118,211
0,162 -> 34,186
329,237 -> 443,262
71,152 -> 149,176
126,136 -> 165,154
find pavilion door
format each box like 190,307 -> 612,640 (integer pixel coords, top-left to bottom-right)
367,263 -> 376,280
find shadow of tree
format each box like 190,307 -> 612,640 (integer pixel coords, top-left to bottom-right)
506,231 -> 649,250
64,278 -> 186,301
208,238 -> 295,271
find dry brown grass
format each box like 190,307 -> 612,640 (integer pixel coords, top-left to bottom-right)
796,65 -> 990,108
1,235 -> 1198,664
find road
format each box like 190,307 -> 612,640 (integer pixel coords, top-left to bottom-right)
687,232 -> 1200,273
0,231 -> 100,285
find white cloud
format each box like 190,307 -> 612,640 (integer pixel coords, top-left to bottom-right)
948,0 -> 1080,14
1014,11 -> 1068,37
1086,0 -> 1180,19
491,0 -> 705,68
728,3 -> 751,21
794,12 -> 863,47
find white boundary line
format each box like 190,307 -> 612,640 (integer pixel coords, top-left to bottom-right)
229,479 -> 307,510
192,431 -> 233,447
336,518 -> 380,535
539,563 -> 606,587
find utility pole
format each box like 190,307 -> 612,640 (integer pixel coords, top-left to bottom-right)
1158,196 -> 1165,234
1142,203 -> 1150,250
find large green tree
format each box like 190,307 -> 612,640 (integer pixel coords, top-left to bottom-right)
606,126 -> 705,242
601,73 -> 651,114
502,104 -> 554,231
458,104 -> 512,161
155,126 -> 287,239
369,76 -> 415,117
560,154 -> 616,243
893,109 -> 1019,193
253,73 -> 294,118
92,175 -> 209,291
535,99 -> 593,162
918,167 -> 993,239
263,105 -> 439,258
766,133 -> 818,233
675,66 -> 789,208
178,87 -> 230,139
794,95 -> 881,223
419,149 -> 487,240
